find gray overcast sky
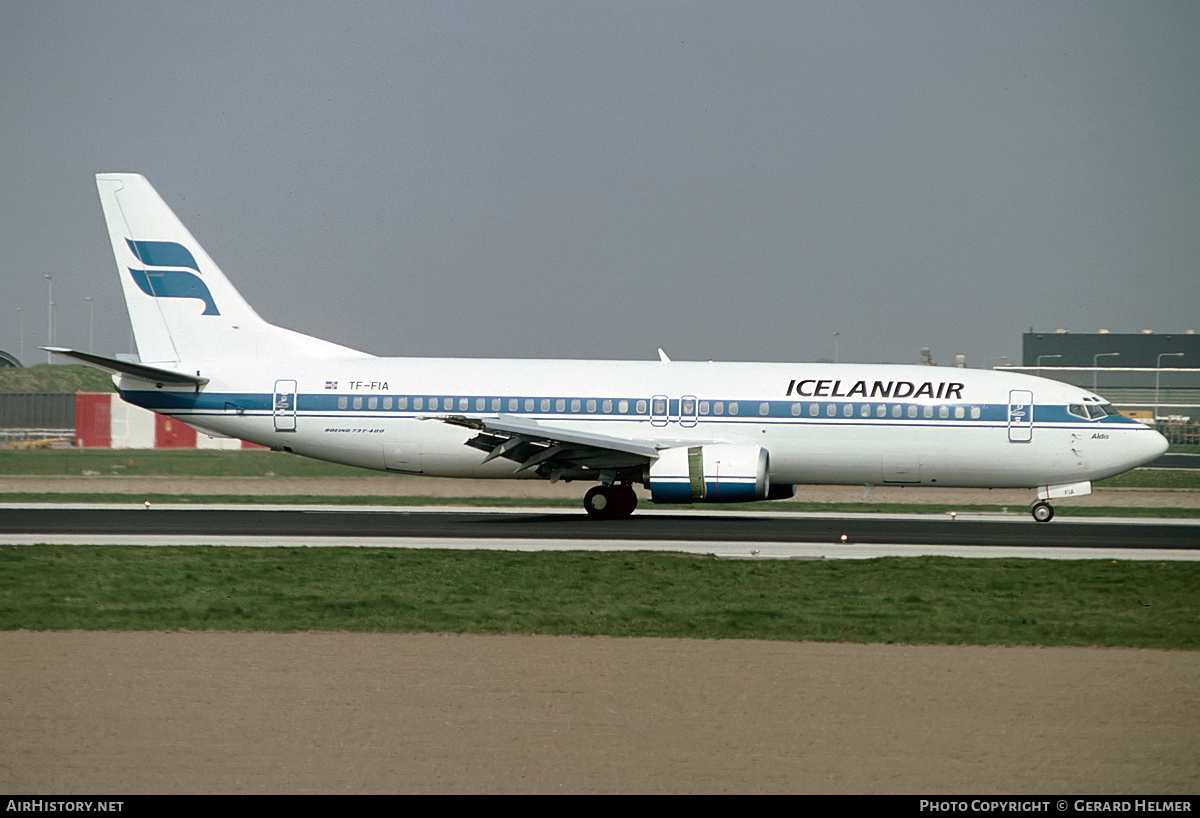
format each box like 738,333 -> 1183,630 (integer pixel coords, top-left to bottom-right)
3,1 -> 1198,367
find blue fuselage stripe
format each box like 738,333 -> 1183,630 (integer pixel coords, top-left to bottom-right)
120,390 -> 1143,431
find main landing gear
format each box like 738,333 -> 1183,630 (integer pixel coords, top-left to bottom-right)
1031,501 -> 1055,523
584,484 -> 639,519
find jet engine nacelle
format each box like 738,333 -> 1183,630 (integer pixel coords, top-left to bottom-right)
648,443 -> 770,503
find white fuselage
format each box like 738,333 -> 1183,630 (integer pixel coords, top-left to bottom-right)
118,357 -> 1167,492
82,173 -> 1170,518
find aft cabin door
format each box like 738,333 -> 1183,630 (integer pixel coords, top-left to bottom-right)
273,379 -> 297,432
679,395 -> 698,428
651,395 -> 669,427
1008,389 -> 1033,443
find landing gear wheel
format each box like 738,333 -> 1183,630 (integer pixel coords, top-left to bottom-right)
584,486 -> 614,518
584,485 -> 637,519
614,485 -> 638,517
1031,501 -> 1054,523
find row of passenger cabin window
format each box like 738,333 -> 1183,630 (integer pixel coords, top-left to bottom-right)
707,401 -> 982,419
674,399 -> 981,419
336,395 -> 653,414
333,394 -> 982,420
783,402 -> 983,420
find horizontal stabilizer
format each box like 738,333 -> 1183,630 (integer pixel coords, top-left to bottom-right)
43,347 -> 209,386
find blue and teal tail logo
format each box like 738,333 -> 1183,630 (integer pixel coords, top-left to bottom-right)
126,238 -> 219,315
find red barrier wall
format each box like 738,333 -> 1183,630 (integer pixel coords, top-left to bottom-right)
154,413 -> 198,448
73,393 -> 274,450
74,393 -> 112,449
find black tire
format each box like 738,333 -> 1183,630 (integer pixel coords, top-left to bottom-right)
614,485 -> 638,517
584,486 -> 615,518
584,485 -> 637,519
1032,502 -> 1054,523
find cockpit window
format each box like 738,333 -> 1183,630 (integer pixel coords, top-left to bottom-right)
1070,402 -> 1117,420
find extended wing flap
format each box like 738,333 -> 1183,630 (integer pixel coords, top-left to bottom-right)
446,414 -> 659,458
481,414 -> 661,459
443,414 -> 659,482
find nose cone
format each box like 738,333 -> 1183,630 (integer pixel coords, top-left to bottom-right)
1123,427 -> 1169,472
1142,428 -> 1170,464
1089,425 -> 1169,482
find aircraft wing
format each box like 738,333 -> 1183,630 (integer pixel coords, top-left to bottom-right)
442,414 -> 660,483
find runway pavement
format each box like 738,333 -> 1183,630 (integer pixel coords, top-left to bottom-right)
1149,453 -> 1200,469
3,504 -> 1197,560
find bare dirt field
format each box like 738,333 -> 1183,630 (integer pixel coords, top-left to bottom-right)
2,632 -> 1197,794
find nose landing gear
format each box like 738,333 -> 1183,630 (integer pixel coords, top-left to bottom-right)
1031,501 -> 1055,523
1031,481 -> 1090,522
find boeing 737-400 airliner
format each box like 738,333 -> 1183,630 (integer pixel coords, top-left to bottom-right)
47,174 -> 1168,520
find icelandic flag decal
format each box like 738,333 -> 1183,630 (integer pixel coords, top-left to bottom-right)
325,381 -> 338,390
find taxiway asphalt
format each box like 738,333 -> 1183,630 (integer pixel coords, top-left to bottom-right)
2,504 -> 1197,560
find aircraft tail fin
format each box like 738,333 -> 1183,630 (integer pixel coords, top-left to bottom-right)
95,173 -> 368,365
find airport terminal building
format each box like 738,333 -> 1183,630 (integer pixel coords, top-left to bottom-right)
1003,330 -> 1200,442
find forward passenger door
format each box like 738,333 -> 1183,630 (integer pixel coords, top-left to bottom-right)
1008,390 -> 1033,443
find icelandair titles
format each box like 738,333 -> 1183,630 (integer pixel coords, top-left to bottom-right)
786,378 -> 965,400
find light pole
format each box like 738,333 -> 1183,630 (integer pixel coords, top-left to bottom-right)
1155,352 -> 1184,422
833,331 -> 840,364
44,274 -> 53,363
85,297 -> 94,353
1092,352 -> 1120,392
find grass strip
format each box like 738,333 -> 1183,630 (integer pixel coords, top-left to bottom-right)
1096,470 -> 1200,489
1,547 -> 1196,648
0,449 -> 374,477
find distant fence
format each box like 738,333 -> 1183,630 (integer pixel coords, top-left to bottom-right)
0,394 -> 74,430
0,429 -> 74,447
1,393 -> 267,450
1159,422 -> 1200,446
